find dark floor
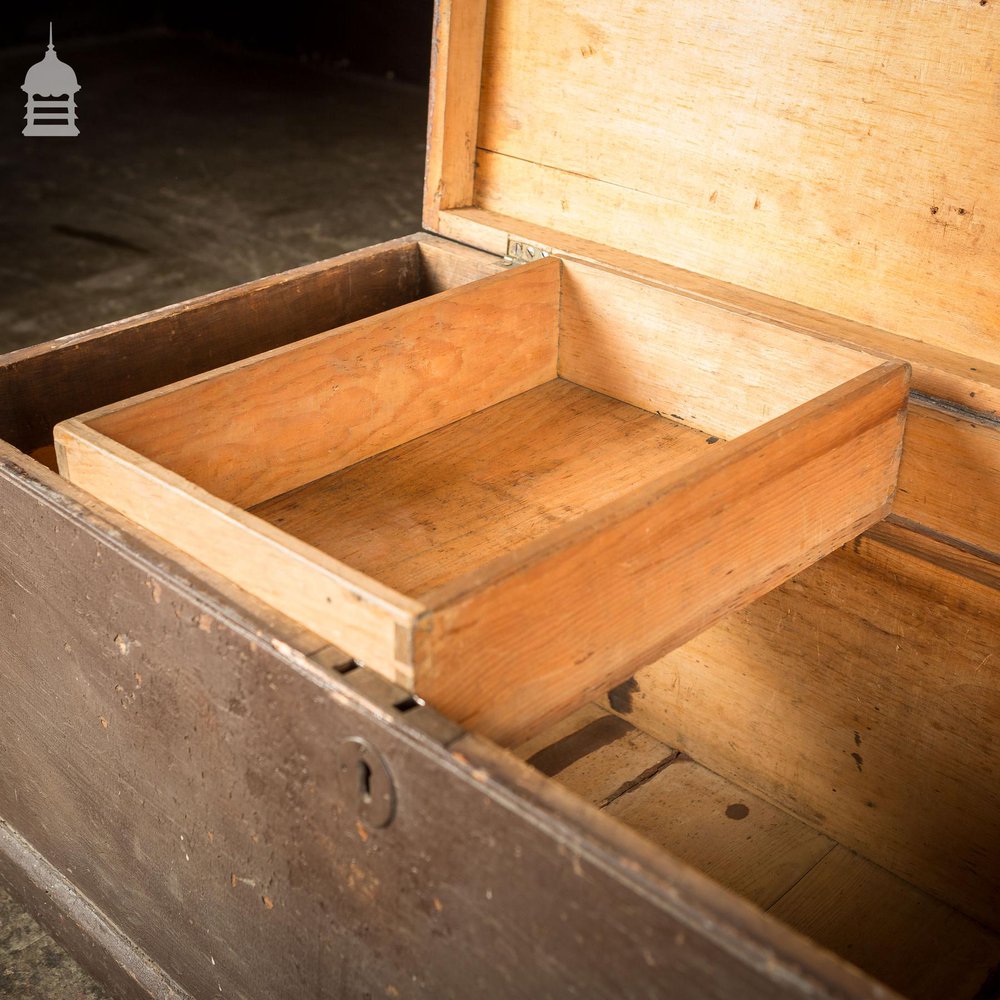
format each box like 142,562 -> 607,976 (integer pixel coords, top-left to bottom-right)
0,30 -> 426,353
0,888 -> 109,999
0,30 -> 426,999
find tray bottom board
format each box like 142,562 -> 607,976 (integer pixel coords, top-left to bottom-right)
249,377 -> 715,597
516,704 -> 1000,1000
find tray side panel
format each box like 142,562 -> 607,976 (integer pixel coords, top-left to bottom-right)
558,260 -> 878,439
417,364 -> 908,744
0,236 -> 426,455
471,224 -> 1000,558
79,258 -> 560,509
606,524 -> 1000,936
52,422 -> 422,686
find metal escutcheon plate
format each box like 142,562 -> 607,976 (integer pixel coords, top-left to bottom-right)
336,737 -> 395,829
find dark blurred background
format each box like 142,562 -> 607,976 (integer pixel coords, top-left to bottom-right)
2,2 -> 434,83
0,5 -> 432,997
0,2 -> 434,352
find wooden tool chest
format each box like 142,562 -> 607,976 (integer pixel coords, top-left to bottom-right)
2,2 -> 999,998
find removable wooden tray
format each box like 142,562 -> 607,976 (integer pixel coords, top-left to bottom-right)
54,255 -> 908,742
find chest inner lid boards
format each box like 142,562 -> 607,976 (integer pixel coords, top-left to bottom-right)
67,0 -> 1000,744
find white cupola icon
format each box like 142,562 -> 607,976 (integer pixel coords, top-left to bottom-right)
22,24 -> 80,137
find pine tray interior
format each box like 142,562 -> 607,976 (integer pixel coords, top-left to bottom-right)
54,255 -> 908,743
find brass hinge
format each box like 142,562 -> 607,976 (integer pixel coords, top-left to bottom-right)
503,238 -> 551,266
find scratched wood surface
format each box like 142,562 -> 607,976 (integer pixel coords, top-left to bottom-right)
511,702 -> 676,808
605,530 -> 1000,936
520,705 -> 1000,1000
606,757 -> 836,912
3,447 -> 899,1000
770,848 -> 1000,1000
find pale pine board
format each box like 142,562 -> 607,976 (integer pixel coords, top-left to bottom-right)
769,848 -> 1000,1000
438,207 -> 1000,556
896,402 -> 1000,556
86,258 -> 561,509
417,364 -> 906,744
422,0 -> 487,228
473,0 -> 1000,363
513,703 -> 675,808
606,532 -> 1000,935
249,380 -> 712,596
605,758 -> 835,912
558,260 -> 876,440
521,705 -> 1000,998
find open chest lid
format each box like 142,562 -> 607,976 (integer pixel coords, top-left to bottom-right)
424,0 -> 1000,367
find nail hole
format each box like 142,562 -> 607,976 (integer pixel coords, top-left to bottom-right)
930,206 -> 939,215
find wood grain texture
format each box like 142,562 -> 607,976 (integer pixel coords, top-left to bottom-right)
559,260 -> 876,439
872,516 -> 1000,593
521,703 -> 1000,998
606,533 -> 1000,934
513,703 -> 676,808
417,237 -> 505,293
76,257 -> 560,510
422,0 -> 487,229
437,210 -> 1000,555
250,379 -> 712,596
418,363 -> 908,744
53,422 -> 424,686
57,249 -> 905,740
0,449 -> 892,1000
437,207 -> 1000,424
606,758 -> 836,911
0,235 -> 427,454
769,848 -> 1000,1000
896,399 -> 1000,557
473,0 -> 1000,363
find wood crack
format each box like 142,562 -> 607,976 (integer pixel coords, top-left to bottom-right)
599,749 -> 684,809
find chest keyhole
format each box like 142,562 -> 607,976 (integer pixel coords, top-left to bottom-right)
357,758 -> 373,804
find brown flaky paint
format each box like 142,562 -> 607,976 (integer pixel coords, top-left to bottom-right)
0,448 -> 893,1000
